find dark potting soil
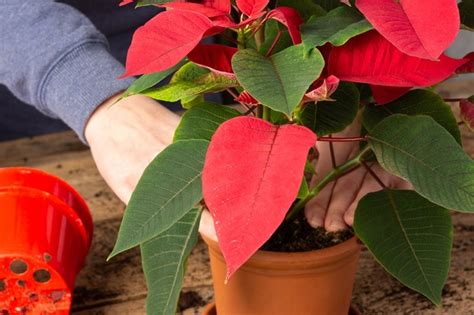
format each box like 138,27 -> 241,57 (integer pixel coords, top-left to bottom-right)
260,211 -> 354,252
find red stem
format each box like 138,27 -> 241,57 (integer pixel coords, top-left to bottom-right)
444,98 -> 463,102
318,136 -> 368,142
266,30 -> 282,57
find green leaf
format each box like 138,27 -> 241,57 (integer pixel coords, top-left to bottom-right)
232,45 -> 325,115
314,0 -> 343,11
141,207 -> 201,315
120,60 -> 186,99
362,89 -> 462,144
260,20 -> 294,55
354,190 -> 452,305
174,103 -> 241,142
276,0 -> 326,21
301,6 -> 373,48
143,62 -> 238,103
136,0 -> 173,7
301,82 -> 359,136
297,177 -> 310,199
459,0 -> 474,31
109,140 -> 209,258
368,115 -> 474,212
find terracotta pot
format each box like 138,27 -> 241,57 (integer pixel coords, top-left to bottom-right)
202,235 -> 361,315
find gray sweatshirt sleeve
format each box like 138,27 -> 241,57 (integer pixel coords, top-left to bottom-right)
0,1 -> 134,142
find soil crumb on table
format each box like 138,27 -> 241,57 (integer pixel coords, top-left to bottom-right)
261,212 -> 354,252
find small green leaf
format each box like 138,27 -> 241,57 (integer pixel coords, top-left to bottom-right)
301,6 -> 373,48
143,62 -> 238,103
174,103 -> 241,142
232,45 -> 325,115
459,0 -> 474,31
141,208 -> 201,315
260,20 -> 293,55
362,89 -> 462,144
276,0 -> 326,21
109,140 -> 209,258
368,115 -> 474,213
301,82 -> 359,136
354,190 -> 452,305
120,60 -> 186,99
136,0 -> 173,7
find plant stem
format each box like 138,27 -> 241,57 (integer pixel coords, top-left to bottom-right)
329,136 -> 337,169
263,106 -> 271,121
285,146 -> 372,220
266,30 -> 282,56
318,136 -> 368,142
256,105 -> 263,118
362,161 -> 387,189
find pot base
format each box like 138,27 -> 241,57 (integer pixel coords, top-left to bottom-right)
202,302 -> 361,315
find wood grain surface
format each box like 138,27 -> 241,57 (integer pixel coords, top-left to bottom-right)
0,118 -> 472,315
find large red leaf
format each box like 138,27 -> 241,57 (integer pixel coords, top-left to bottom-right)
119,0 -> 133,6
460,98 -> 474,132
122,10 -> 213,77
188,44 -> 237,77
236,0 -> 269,17
203,117 -> 316,278
370,85 -> 411,105
202,0 -> 231,13
328,31 -> 468,87
356,0 -> 460,60
267,7 -> 304,44
161,2 -> 229,17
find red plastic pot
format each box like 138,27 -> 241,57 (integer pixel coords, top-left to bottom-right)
0,167 -> 93,314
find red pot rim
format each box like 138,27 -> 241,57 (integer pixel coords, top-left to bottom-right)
0,167 -> 93,247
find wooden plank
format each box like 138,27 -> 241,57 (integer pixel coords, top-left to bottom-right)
0,110 -> 472,314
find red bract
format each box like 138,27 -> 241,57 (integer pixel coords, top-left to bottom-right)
236,0 -> 269,17
304,75 -> 340,102
119,0 -> 133,6
370,85 -> 411,105
236,91 -> 259,105
122,10 -> 213,77
356,0 -> 460,60
188,44 -> 238,78
202,0 -> 231,13
457,52 -> 474,74
328,31 -> 468,87
460,99 -> 474,131
267,7 -> 304,44
161,2 -> 229,18
202,117 -> 316,279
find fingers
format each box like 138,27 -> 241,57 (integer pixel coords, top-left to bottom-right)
305,180 -> 336,228
324,167 -> 368,231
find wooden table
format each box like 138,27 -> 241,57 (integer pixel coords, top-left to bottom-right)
0,126 -> 473,314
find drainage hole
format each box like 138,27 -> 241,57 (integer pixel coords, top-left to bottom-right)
33,269 -> 51,283
17,280 -> 26,287
10,260 -> 28,274
29,292 -> 39,302
0,280 -> 5,291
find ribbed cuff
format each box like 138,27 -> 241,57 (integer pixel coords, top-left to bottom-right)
37,40 -> 134,143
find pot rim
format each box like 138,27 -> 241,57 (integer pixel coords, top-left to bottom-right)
0,167 -> 93,246
202,234 -> 360,272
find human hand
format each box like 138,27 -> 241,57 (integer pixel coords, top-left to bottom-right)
85,94 -> 180,204
304,119 -> 411,232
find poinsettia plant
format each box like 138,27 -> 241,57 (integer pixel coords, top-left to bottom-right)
108,0 -> 474,313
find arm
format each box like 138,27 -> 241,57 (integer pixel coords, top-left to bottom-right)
0,0 -> 133,141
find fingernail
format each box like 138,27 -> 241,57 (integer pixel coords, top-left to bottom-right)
326,219 -> 346,232
308,214 -> 323,228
